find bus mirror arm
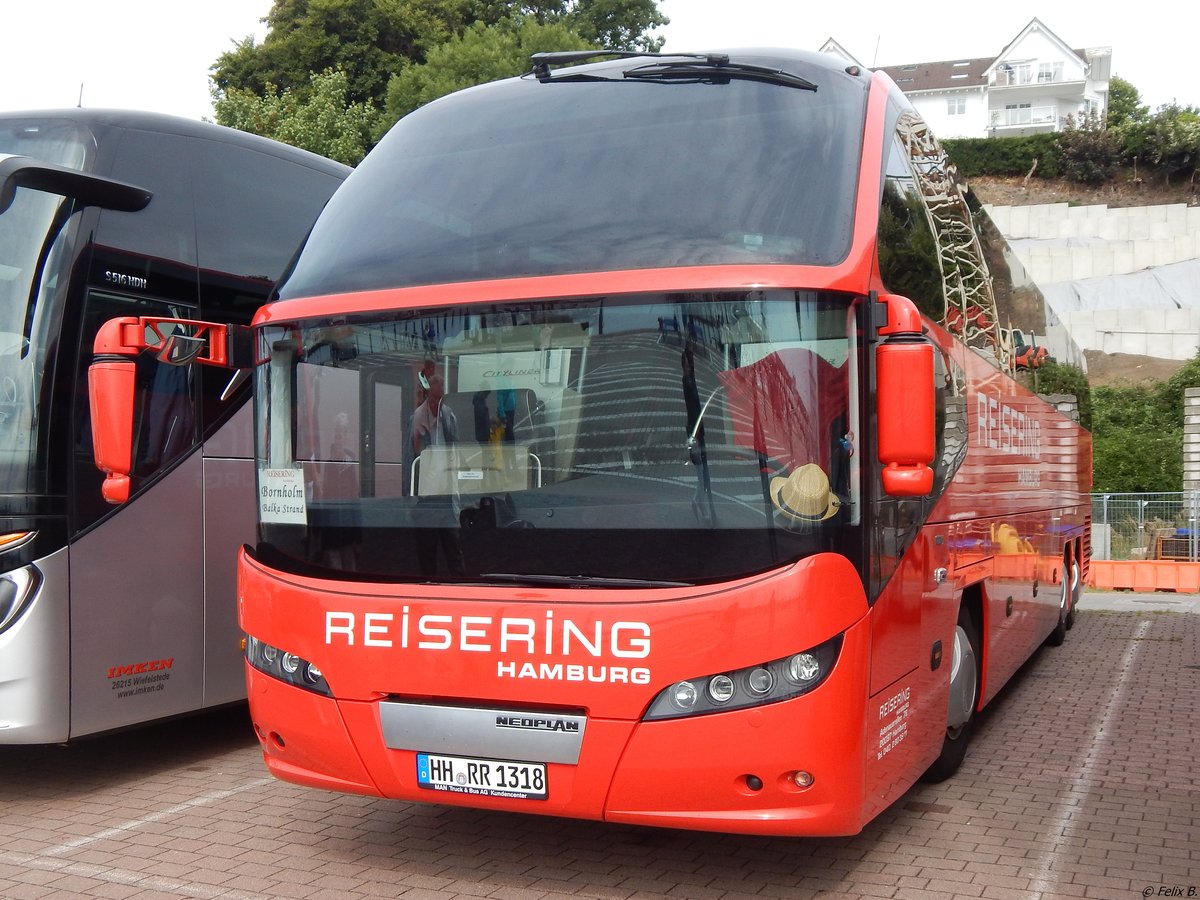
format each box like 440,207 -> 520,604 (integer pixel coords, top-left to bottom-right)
0,154 -> 152,215
874,293 -> 935,497
88,316 -> 250,504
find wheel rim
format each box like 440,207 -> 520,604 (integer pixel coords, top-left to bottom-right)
1060,560 -> 1079,619
946,623 -> 977,737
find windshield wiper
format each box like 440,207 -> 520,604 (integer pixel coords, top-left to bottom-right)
623,60 -> 818,91
530,51 -> 732,83
480,573 -> 692,588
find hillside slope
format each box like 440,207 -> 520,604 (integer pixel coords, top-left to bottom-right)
971,173 -> 1198,386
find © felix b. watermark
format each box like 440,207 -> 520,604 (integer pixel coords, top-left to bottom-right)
1142,888 -> 1198,898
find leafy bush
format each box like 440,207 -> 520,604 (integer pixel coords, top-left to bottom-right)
1117,104 -> 1200,179
1031,361 -> 1092,431
1091,352 -> 1200,492
1056,111 -> 1124,184
942,83 -> 1197,184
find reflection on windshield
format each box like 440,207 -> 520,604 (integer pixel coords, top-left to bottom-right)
0,120 -> 90,494
256,291 -> 863,584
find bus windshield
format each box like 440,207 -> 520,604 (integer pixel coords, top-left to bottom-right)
278,54 -> 866,297
254,290 -> 863,585
0,119 -> 92,494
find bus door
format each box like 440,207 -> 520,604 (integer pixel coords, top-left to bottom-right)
68,287 -> 207,736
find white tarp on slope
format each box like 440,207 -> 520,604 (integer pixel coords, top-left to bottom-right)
1040,258 -> 1200,313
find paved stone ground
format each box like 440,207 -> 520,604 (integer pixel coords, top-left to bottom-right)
0,593 -> 1196,899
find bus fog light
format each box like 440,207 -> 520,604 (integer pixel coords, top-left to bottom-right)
669,681 -> 698,711
707,675 -> 735,703
792,770 -> 814,788
786,652 -> 820,684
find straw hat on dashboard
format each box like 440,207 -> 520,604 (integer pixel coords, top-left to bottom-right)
770,464 -> 841,523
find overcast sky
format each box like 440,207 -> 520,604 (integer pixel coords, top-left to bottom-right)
1,0 -> 1194,122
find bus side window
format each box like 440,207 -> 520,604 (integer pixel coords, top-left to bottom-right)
71,291 -> 199,534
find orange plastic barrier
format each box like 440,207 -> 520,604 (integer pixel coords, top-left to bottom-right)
1086,560 -> 1200,593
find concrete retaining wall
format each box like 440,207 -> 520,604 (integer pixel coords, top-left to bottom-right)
986,201 -> 1200,363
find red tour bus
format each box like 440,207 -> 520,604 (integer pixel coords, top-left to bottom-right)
90,49 -> 1090,835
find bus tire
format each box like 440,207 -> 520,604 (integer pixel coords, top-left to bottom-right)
922,604 -> 979,783
1047,554 -> 1076,647
1065,557 -> 1080,631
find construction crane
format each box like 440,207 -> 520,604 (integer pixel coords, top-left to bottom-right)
897,112 -> 1014,372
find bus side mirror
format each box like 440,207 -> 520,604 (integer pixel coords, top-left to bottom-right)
0,154 -> 151,215
876,293 -> 935,497
89,327 -> 139,505
88,317 -> 249,504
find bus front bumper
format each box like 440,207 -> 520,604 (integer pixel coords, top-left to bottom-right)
244,617 -> 872,836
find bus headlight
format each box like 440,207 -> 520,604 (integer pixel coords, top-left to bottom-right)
0,565 -> 41,636
245,635 -> 331,696
644,634 -> 842,721
669,680 -> 698,711
707,674 -> 735,704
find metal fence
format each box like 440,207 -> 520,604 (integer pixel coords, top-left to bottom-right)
1091,492 -> 1200,561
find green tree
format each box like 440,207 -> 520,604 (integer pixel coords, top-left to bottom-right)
565,0 -> 667,51
382,17 -> 592,125
1106,75 -> 1148,129
212,0 -> 479,106
214,68 -> 380,165
212,0 -> 666,112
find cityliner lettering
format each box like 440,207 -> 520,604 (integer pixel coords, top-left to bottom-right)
482,367 -> 541,378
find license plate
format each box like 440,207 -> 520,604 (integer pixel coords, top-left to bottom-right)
416,752 -> 548,800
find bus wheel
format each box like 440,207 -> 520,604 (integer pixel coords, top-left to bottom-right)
922,605 -> 979,783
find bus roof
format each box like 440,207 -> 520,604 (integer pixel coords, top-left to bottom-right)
0,108 -> 350,176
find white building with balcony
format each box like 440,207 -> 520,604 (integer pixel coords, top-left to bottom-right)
821,18 -> 1111,139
